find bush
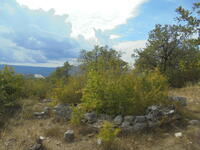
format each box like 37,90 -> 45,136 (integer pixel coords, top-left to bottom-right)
23,78 -> 52,99
51,75 -> 85,104
97,121 -> 120,144
82,69 -> 168,115
0,66 -> 24,126
70,106 -> 84,126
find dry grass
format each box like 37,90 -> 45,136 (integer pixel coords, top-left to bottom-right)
43,124 -> 64,138
1,85 -> 200,150
170,84 -> 200,120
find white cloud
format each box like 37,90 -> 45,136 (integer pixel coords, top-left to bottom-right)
16,0 -> 148,39
110,34 -> 121,40
113,40 -> 146,65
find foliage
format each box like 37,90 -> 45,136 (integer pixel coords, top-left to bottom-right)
22,78 -> 52,99
0,66 -> 24,125
79,45 -> 128,74
48,61 -> 72,83
82,69 -> 168,115
134,3 -> 200,88
50,75 -> 85,104
70,105 -> 85,125
176,2 -> 200,46
97,121 -> 120,144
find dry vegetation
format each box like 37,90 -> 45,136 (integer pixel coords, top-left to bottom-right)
0,84 -> 200,150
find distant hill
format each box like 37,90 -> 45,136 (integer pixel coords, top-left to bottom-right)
0,64 -> 56,77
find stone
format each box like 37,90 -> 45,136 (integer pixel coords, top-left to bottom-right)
92,120 -> 103,129
64,130 -> 75,142
42,99 -> 51,103
133,123 -> 148,131
31,143 -> 42,150
98,114 -> 112,121
134,116 -> 146,123
34,112 -> 46,119
34,107 -> 50,119
174,132 -> 182,138
147,105 -> 159,112
169,96 -> 187,106
30,136 -> 44,150
84,112 -> 97,123
124,116 -> 135,123
113,115 -> 123,125
54,104 -> 72,120
97,138 -> 102,145
44,107 -> 50,114
121,121 -> 131,128
146,105 -> 162,121
148,121 -> 160,128
188,120 -> 200,126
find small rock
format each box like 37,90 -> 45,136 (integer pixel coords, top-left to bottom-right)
148,121 -> 160,128
54,104 -> 72,121
34,112 -> 46,119
42,99 -> 51,103
124,116 -> 135,123
134,116 -> 146,123
174,132 -> 183,138
121,121 -> 131,128
56,142 -> 61,146
44,107 -> 50,115
147,105 -> 159,112
188,120 -> 200,126
64,130 -> 75,142
97,138 -> 102,145
133,123 -> 148,131
84,112 -> 97,123
30,136 -> 44,150
169,96 -> 187,106
31,143 -> 42,150
98,114 -> 112,121
113,115 -> 123,125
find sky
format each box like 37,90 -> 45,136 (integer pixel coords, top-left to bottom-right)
0,0 -> 197,67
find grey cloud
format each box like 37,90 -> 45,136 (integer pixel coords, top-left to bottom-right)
0,0 -> 89,65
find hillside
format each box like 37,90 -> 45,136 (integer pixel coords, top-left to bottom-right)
0,65 -> 56,77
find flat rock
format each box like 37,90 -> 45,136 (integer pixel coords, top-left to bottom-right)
84,112 -> 97,123
113,115 -> 123,125
134,116 -> 146,123
64,130 -> 75,142
188,120 -> 200,126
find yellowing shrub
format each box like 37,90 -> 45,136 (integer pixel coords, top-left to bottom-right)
82,69 -> 168,115
0,66 -> 24,126
97,121 -> 120,144
51,75 -> 85,104
70,106 -> 84,126
23,78 -> 51,99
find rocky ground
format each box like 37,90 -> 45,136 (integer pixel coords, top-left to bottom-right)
0,85 -> 200,150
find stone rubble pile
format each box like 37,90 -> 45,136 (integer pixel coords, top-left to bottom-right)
82,105 -> 179,132
33,96 -> 187,132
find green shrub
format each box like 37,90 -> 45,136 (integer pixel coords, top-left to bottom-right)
70,105 -> 85,126
82,69 -> 168,115
51,75 -> 85,104
0,66 -> 24,126
97,121 -> 120,144
23,78 -> 51,99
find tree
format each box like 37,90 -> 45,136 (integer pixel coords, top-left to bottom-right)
79,45 -> 128,74
49,61 -> 72,82
176,2 -> 200,46
135,24 -> 181,73
134,3 -> 200,87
